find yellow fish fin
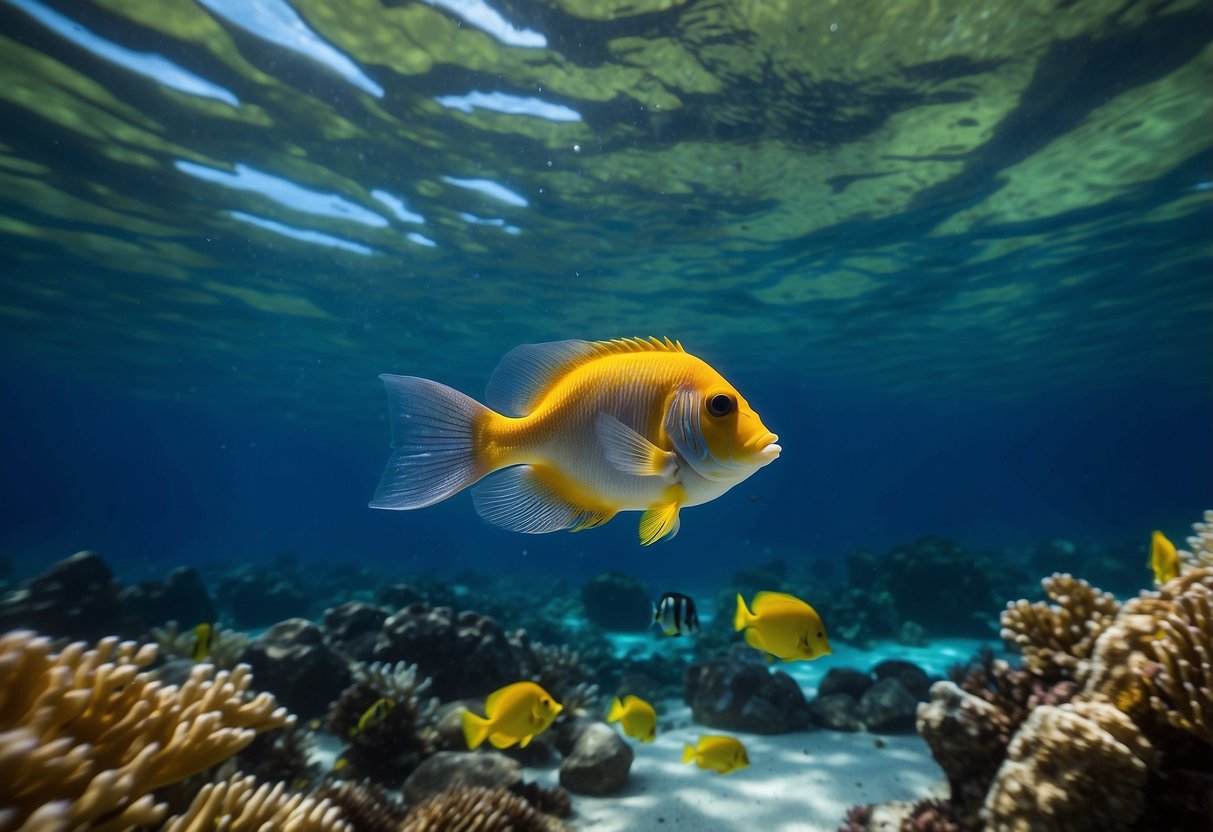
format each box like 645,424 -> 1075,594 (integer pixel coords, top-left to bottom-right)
473,465 -> 613,534
595,413 -> 677,478
518,733 -> 533,749
461,710 -> 491,750
744,627 -> 770,654
639,500 -> 681,546
488,732 -> 518,749
751,591 -> 808,613
485,340 -> 601,416
682,744 -> 697,765
734,594 -> 753,632
607,697 -> 625,724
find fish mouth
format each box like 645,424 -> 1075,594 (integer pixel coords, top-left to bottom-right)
751,432 -> 781,464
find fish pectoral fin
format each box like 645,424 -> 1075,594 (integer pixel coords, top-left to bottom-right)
639,501 -> 681,546
595,413 -> 677,478
472,465 -> 613,534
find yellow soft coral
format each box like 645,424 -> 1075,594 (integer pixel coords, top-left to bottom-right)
0,630 -> 292,831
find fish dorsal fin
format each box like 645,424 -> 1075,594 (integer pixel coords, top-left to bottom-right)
484,685 -> 512,717
486,338 -> 685,417
751,591 -> 806,614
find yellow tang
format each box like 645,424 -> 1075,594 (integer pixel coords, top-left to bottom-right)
735,591 -> 832,662
190,623 -> 215,662
683,735 -> 749,775
607,695 -> 657,743
350,697 -> 395,737
461,681 -> 563,750
1150,530 -> 1179,585
370,338 -> 780,545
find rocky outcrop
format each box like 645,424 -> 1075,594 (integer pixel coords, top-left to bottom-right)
684,657 -> 811,734
242,618 -> 351,719
559,722 -> 633,795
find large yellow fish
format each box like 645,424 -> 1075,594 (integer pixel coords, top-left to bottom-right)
370,338 -> 780,545
735,591 -> 832,661
1150,530 -> 1179,585
607,695 -> 657,742
461,681 -> 563,750
683,735 -> 749,774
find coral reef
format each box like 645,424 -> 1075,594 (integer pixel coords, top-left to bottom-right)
243,618 -> 352,720
0,629 -> 291,831
311,782 -> 409,832
1176,509 -> 1213,573
998,573 -> 1120,682
400,785 -> 564,832
162,775 -> 349,832
150,620 -> 251,669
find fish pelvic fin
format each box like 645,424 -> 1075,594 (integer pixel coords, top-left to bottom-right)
461,710 -> 491,750
639,500 -> 681,546
682,744 -> 696,765
607,697 -> 625,724
370,375 -> 493,510
733,593 -> 753,632
472,465 -> 615,534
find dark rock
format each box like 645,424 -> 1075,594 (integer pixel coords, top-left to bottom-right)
323,602 -> 389,661
372,603 -> 535,700
559,722 -> 633,795
403,751 -> 522,805
554,711 -> 601,757
119,566 -> 216,633
684,658 -> 811,733
809,693 -> 863,731
858,677 -> 918,733
872,660 -> 932,701
217,566 -> 310,629
375,582 -> 423,610
242,618 -> 351,719
0,551 -> 123,642
581,572 -> 651,632
818,667 -> 874,700
817,587 -> 899,649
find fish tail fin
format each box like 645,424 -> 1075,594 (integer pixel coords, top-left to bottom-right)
461,709 -> 491,750
607,697 -> 625,724
370,375 -> 494,510
733,593 -> 753,632
682,744 -> 696,765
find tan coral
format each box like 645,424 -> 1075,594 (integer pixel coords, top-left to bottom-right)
0,630 -> 292,832
1144,579 -> 1213,744
150,620 -> 251,669
1177,509 -> 1213,573
999,573 -> 1120,682
162,774 -> 349,832
400,785 -> 565,832
982,701 -> 1155,832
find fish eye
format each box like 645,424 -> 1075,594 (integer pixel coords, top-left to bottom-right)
706,393 -> 735,417
817,631 -> 823,638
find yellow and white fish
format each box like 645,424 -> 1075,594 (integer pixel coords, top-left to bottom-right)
683,735 -> 749,774
607,694 -> 657,742
461,681 -> 563,750
735,591 -> 832,662
370,338 -> 780,545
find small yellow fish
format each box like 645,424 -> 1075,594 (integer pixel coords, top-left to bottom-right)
350,698 -> 395,737
735,591 -> 832,662
1150,530 -> 1179,585
461,681 -> 563,750
370,338 -> 780,545
190,623 -> 216,662
333,757 -> 348,772
683,735 -> 749,775
606,695 -> 657,743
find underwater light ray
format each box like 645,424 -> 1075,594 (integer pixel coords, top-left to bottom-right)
436,91 -> 581,122
6,0 -> 239,106
196,0 -> 383,98
442,176 -> 528,207
421,0 -> 547,49
371,190 -> 426,225
228,211 -> 373,255
176,161 -> 388,228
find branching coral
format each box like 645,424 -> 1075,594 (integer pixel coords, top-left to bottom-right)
353,661 -> 438,712
998,573 -> 1119,682
1144,577 -> 1212,744
0,629 -> 291,832
150,620 -> 251,669
311,782 -> 409,832
162,775 -> 349,831
400,785 -> 565,832
1177,509 -> 1213,573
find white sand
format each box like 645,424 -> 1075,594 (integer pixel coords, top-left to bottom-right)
531,702 -> 945,831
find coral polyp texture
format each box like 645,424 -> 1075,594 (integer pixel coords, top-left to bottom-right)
0,629 -> 292,831
907,512 -> 1213,832
162,775 -> 349,832
399,785 -> 564,832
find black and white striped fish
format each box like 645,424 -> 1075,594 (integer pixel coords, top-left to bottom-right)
654,592 -> 699,637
